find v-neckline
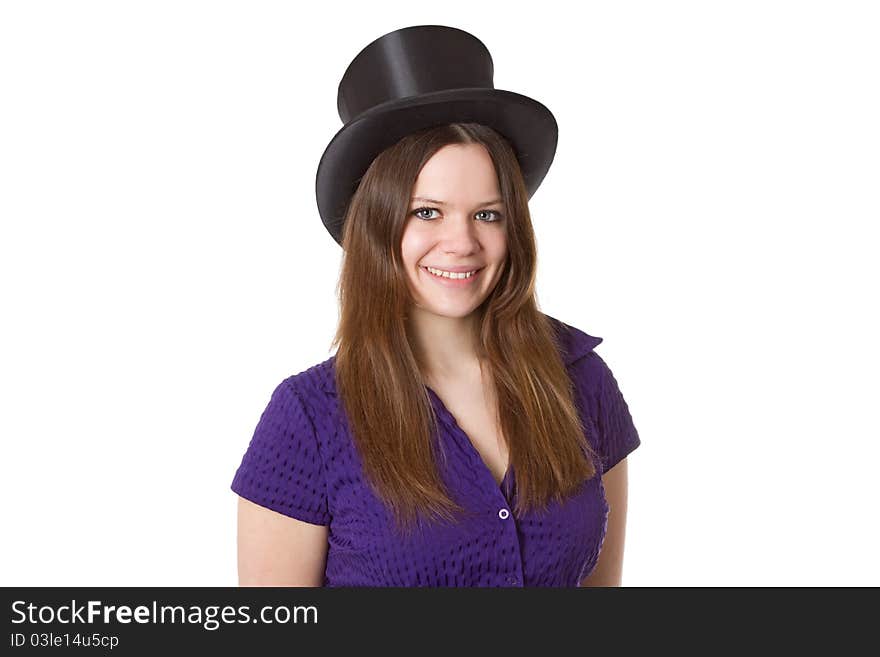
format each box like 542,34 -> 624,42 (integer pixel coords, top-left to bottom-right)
424,384 -> 513,490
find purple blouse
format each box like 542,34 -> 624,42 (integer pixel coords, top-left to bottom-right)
230,314 -> 641,587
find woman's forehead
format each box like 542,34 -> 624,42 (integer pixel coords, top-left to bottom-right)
412,147 -> 501,205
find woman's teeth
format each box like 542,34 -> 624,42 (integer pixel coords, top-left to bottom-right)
425,266 -> 479,279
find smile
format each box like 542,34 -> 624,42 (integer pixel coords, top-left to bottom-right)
424,266 -> 479,279
420,265 -> 485,286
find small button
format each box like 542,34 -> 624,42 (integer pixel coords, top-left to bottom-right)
498,508 -> 510,519
507,576 -> 518,585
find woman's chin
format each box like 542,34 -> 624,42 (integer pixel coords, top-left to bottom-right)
422,303 -> 483,320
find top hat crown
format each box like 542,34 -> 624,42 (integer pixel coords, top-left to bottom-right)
336,25 -> 495,123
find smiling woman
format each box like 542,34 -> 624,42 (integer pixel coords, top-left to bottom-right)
326,121 -> 618,533
231,24 -> 642,588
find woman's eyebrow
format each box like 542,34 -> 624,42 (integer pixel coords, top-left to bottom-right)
411,196 -> 504,206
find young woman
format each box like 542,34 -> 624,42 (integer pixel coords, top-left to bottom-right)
231,25 -> 641,587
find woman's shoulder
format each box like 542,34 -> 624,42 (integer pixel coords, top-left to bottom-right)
246,356 -> 341,456
542,312 -> 617,397
276,355 -> 339,406
543,313 -> 603,363
543,314 -> 641,473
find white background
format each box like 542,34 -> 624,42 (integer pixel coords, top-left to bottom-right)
1,1 -> 877,586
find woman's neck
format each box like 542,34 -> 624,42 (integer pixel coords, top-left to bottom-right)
407,307 -> 485,380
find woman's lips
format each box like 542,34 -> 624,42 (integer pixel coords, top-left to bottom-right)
420,265 -> 485,288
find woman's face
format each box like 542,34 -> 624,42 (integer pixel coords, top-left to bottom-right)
401,143 -> 508,319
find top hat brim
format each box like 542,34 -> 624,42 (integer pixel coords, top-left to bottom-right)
315,87 -> 558,247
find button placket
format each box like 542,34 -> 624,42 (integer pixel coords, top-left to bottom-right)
424,385 -> 525,586
495,505 -> 523,586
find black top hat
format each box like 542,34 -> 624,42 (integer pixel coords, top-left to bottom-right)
315,24 -> 559,247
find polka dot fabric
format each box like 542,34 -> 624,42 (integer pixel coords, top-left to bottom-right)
230,314 -> 641,586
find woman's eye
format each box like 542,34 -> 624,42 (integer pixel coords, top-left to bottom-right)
475,210 -> 502,222
412,207 -> 438,220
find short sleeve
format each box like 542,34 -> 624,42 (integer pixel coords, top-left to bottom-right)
230,378 -> 331,526
574,352 -> 642,476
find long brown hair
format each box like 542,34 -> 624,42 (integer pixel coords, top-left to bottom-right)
331,122 -> 600,537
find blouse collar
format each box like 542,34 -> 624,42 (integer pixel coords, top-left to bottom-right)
315,313 -> 602,395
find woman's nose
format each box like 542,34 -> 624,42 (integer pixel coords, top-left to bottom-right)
437,213 -> 480,246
